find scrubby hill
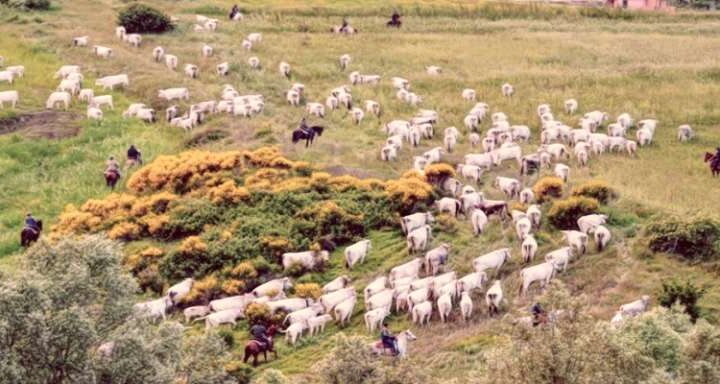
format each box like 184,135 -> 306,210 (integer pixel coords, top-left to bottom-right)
1,0 -> 720,382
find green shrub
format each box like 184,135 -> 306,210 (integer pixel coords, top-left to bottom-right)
647,217 -> 720,262
533,176 -> 564,203
659,280 -> 707,322
245,303 -> 271,326
217,329 -> 235,349
547,197 -> 600,229
1,0 -> 51,10
572,180 -> 618,204
118,3 -> 174,34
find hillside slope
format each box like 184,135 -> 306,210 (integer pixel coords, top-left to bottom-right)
1,1 -> 719,382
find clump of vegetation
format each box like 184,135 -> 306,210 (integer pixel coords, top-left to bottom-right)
245,303 -> 273,325
659,280 -> 707,322
647,217 -> 720,262
572,179 -> 618,204
533,176 -> 564,203
424,163 -> 456,185
117,3 -> 174,34
294,283 -> 322,299
547,196 -> 599,229
1,0 -> 51,10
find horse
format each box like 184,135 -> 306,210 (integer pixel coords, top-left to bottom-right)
370,330 -> 417,358
291,126 -> 324,147
387,13 -> 402,28
21,220 -> 42,247
243,325 -> 278,366
105,170 -> 120,190
705,152 -> 719,177
331,25 -> 357,34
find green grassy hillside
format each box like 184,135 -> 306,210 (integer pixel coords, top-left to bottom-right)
1,1 -> 719,382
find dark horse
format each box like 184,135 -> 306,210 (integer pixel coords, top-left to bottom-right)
705,152 -> 720,177
21,220 -> 42,247
243,325 -> 278,366
105,170 -> 120,190
387,12 -> 402,28
291,126 -> 324,147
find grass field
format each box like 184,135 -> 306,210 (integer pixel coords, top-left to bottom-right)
1,0 -> 720,381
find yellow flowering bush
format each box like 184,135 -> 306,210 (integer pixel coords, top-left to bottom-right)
385,175 -> 434,214
108,222 -> 142,241
294,283 -> 322,299
221,279 -> 246,295
180,236 -> 208,254
230,261 -> 258,279
181,274 -> 220,304
124,246 -> 164,272
424,163 -> 456,184
533,176 -> 565,203
128,150 -> 244,193
205,181 -> 250,205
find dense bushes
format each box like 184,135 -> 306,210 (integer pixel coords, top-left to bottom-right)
532,176 -> 564,203
572,179 -> 618,204
547,196 -> 599,229
117,4 -> 174,34
659,280 -> 707,322
1,0 -> 50,10
647,217 -> 720,262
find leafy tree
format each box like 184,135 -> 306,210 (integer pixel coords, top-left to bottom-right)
658,280 -> 706,322
0,236 -> 233,384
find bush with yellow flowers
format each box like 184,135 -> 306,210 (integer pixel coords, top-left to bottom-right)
571,179 -> 618,204
547,196 -> 600,229
181,274 -> 221,305
533,176 -> 564,203
294,283 -> 322,299
424,163 -> 456,185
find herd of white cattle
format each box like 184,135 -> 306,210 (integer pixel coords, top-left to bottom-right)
2,12 -> 669,350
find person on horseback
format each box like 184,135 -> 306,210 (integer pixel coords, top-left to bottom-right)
250,322 -> 271,349
299,117 -> 311,134
106,156 -> 121,178
391,11 -> 401,23
339,17 -> 349,33
229,4 -> 240,20
126,145 -> 142,168
712,147 -> 720,170
380,323 -> 399,356
25,212 -> 40,233
531,302 -> 546,327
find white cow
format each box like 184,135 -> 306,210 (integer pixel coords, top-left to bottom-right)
183,305 -> 210,322
519,262 -> 558,296
366,289 -> 394,311
593,225 -> 612,251
472,248 -> 511,273
620,295 -> 650,317
437,293 -> 453,323
425,243 -> 451,276
390,258 -> 423,281
253,277 -> 292,297
460,292 -> 473,321
319,287 -> 355,312
457,272 -> 486,293
281,322 -> 305,345
282,250 -> 329,271
406,225 -> 432,254
307,314 -> 333,336
435,197 -> 462,217
267,298 -> 314,314
470,208 -> 488,236
494,176 -> 521,198
411,301 -> 432,326
133,297 -> 172,321
522,234 -> 538,263
167,278 -> 194,304
545,247 -> 573,272
46,92 -> 71,110
323,275 -> 351,293
577,214 -> 608,234
364,276 -> 388,298
485,280 -> 503,316
364,307 -> 389,332
334,296 -> 357,326
345,239 -> 371,269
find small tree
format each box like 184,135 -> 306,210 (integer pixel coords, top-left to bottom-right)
658,280 -> 706,322
118,4 -> 174,34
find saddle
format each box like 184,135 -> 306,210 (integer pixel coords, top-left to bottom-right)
105,169 -> 120,177
24,226 -> 39,235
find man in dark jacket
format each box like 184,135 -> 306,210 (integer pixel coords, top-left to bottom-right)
712,147 -> 720,170
380,323 -> 398,356
250,322 -> 271,348
126,145 -> 142,167
25,213 -> 39,232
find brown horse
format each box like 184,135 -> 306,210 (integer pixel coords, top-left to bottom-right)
21,220 -> 42,247
243,325 -> 278,366
705,152 -> 719,177
105,170 -> 120,190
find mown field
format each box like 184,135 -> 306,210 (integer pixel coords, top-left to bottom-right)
1,0 -> 720,382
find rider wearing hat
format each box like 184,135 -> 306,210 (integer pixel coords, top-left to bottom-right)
380,322 -> 399,356
25,212 -> 39,232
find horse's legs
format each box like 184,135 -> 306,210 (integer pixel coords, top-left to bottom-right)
253,354 -> 258,367
264,350 -> 268,361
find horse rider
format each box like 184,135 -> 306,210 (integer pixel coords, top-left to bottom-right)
126,145 -> 142,168
105,156 -> 121,178
531,302 -> 546,327
299,117 -> 311,134
391,11 -> 401,24
25,212 -> 40,233
380,322 -> 399,356
229,4 -> 240,20
339,17 -> 350,33
712,147 -> 720,170
250,322 -> 272,349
